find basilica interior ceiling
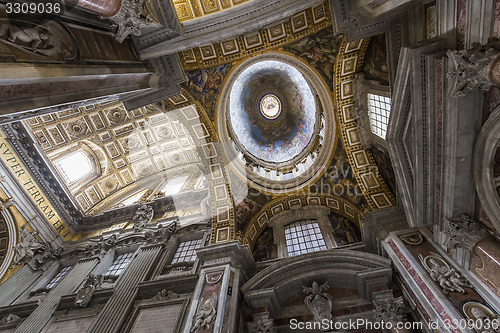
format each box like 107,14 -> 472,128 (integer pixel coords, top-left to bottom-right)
0,0 -> 397,256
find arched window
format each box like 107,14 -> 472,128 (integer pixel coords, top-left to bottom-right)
54,150 -> 93,184
284,220 -> 327,256
367,93 -> 391,139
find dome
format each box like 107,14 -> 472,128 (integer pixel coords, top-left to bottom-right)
228,60 -> 317,164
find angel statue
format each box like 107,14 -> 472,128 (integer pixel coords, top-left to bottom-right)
303,281 -> 334,322
191,292 -> 218,332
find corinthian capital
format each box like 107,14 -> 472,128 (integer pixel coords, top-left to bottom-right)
108,0 -> 160,43
447,43 -> 500,96
444,214 -> 487,250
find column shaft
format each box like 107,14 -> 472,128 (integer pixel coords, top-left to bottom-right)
14,258 -> 98,333
0,265 -> 42,306
86,245 -> 162,333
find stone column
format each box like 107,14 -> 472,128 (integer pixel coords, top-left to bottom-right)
0,265 -> 43,306
86,244 -> 163,333
444,214 -> 500,294
447,43 -> 500,96
14,257 -> 99,333
183,241 -> 254,333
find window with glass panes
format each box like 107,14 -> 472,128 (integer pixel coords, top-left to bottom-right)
46,266 -> 73,289
171,239 -> 202,263
105,252 -> 134,277
285,220 -> 327,256
367,93 -> 391,139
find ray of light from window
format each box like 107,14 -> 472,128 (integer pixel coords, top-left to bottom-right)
54,151 -> 92,183
162,175 -> 189,196
367,93 -> 391,139
121,189 -> 148,206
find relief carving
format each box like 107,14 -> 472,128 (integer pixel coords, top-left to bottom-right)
133,204 -> 154,232
28,243 -> 63,270
0,19 -> 76,61
74,274 -> 104,307
13,225 -> 44,265
84,234 -> 117,257
190,292 -> 218,332
151,289 -> 179,301
12,225 -> 62,269
374,297 -> 406,325
247,318 -> 277,333
108,0 -> 161,43
0,314 -> 20,325
144,221 -> 176,244
303,281 -> 333,322
419,252 -> 472,294
463,301 -> 499,333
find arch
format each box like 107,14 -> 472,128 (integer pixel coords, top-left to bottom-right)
333,38 -> 396,210
242,249 -> 392,312
243,193 -> 364,250
0,204 -> 18,283
473,103 -> 500,233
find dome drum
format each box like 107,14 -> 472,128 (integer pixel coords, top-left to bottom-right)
217,53 -> 336,194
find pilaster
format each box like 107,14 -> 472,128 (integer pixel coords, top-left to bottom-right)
183,241 -> 255,333
86,244 -> 164,333
0,265 -> 42,307
14,257 -> 99,333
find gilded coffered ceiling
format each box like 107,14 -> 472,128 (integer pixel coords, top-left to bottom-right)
24,102 -> 205,215
174,0 -> 252,22
179,1 -> 331,70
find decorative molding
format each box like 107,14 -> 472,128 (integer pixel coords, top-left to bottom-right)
473,103 -> 500,234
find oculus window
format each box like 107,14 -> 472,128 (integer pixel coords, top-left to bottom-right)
285,221 -> 327,256
171,239 -> 202,263
46,266 -> 73,289
367,93 -> 391,139
54,150 -> 93,183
